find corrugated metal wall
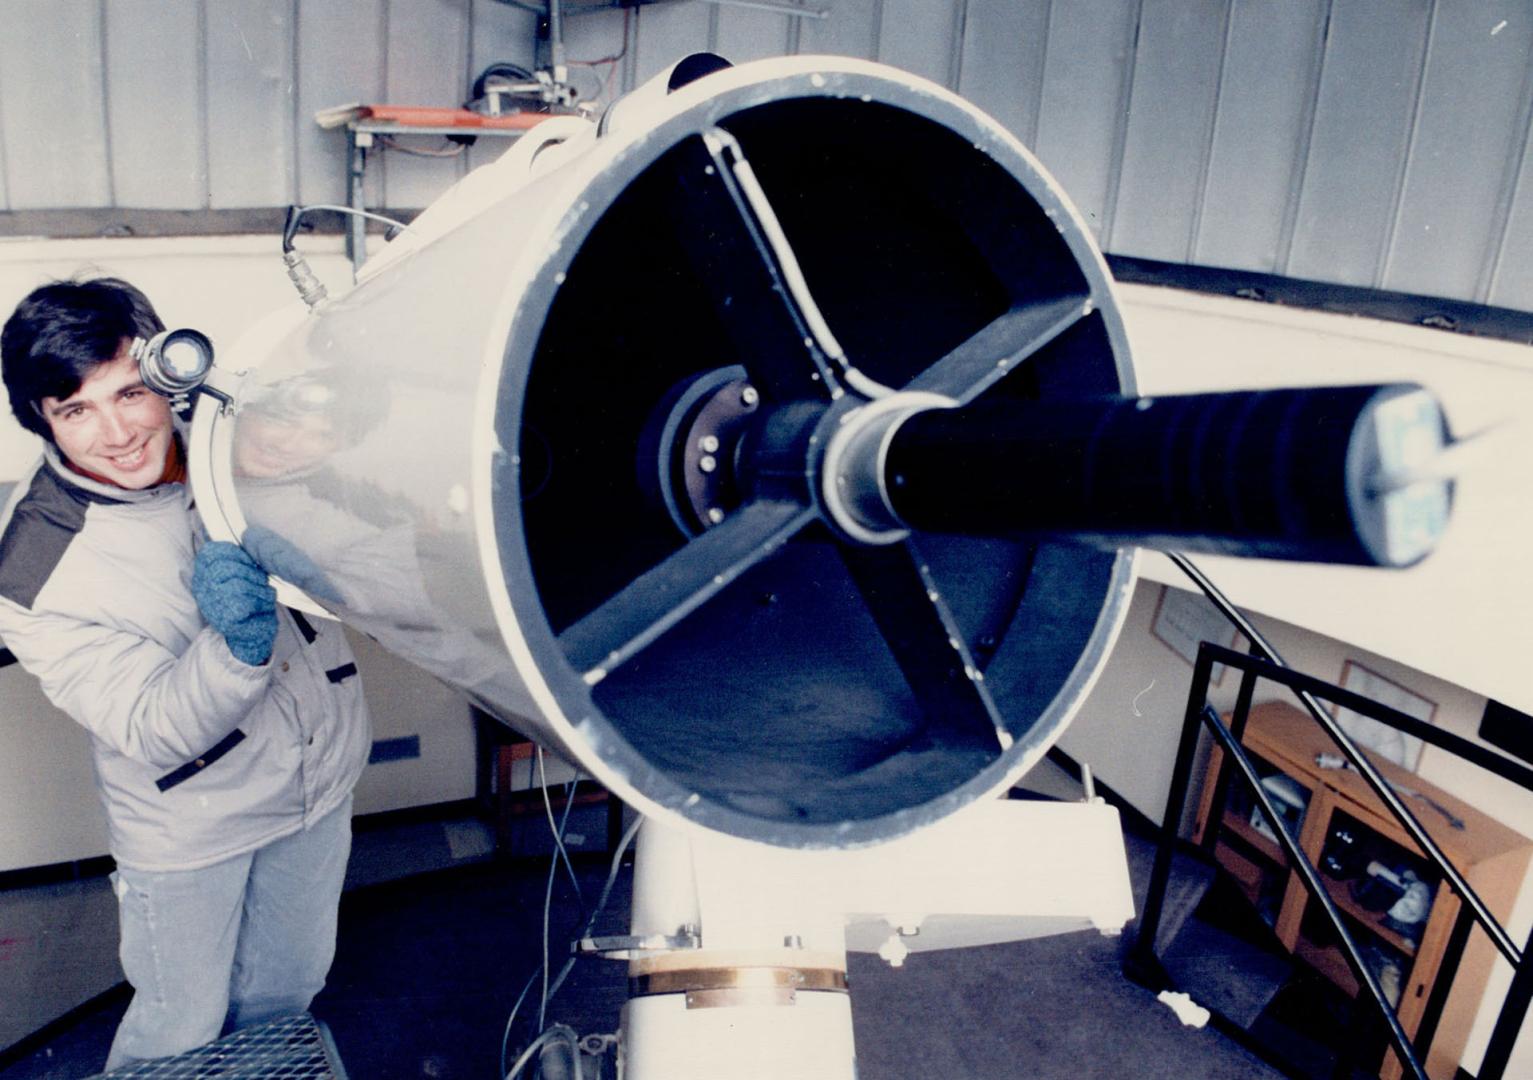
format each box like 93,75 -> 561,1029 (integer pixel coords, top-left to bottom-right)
1,0 -> 1530,311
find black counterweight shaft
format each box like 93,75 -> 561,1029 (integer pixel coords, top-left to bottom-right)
881,384 -> 1450,567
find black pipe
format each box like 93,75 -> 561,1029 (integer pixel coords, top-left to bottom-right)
1478,920 -> 1533,1079
885,384 -> 1450,567
1126,648 -> 1218,981
1200,649 -> 1262,857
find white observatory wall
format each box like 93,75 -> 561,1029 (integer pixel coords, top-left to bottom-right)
0,237 -> 476,873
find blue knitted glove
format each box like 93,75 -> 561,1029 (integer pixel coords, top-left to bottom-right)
241,525 -> 342,605
192,542 -> 277,666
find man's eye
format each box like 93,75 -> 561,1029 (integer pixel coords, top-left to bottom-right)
122,388 -> 146,401
60,407 -> 87,421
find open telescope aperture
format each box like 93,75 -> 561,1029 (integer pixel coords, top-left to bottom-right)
499,81 -> 1132,847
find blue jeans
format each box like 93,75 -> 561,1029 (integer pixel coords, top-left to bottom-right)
104,797 -> 353,1071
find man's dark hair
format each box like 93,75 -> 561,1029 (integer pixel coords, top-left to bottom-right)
1,277 -> 164,441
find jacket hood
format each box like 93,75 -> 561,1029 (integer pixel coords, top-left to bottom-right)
41,436 -> 187,507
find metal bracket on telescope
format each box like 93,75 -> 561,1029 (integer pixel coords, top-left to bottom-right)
575,926 -> 702,960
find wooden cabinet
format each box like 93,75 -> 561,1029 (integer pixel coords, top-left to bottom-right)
473,711 -> 624,857
1191,701 -> 1533,1079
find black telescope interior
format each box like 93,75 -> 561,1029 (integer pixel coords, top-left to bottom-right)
502,90 -> 1129,843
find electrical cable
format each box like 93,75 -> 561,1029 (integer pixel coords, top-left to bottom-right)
535,813 -> 640,1023
560,786 -> 589,921
282,203 -> 414,252
505,767 -> 579,1077
539,795 -> 558,1033
536,749 -> 587,1033
500,961 -> 545,1078
499,747 -> 607,1073
499,814 -> 642,1078
499,751 -> 580,1078
568,7 -> 629,67
538,747 -> 585,905
280,202 -> 419,307
541,816 -> 559,1028
567,7 -> 629,105
503,1024 -> 583,1080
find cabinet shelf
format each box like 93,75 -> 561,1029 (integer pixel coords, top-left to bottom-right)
1219,811 -> 1288,866
1293,933 -> 1360,998
1212,840 -> 1268,903
1320,874 -> 1424,958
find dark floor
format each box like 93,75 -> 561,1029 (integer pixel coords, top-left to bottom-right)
0,776 -> 1332,1079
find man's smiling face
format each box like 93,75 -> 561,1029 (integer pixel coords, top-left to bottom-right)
40,342 -> 173,489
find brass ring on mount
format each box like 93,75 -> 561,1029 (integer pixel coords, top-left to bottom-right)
628,968 -> 850,997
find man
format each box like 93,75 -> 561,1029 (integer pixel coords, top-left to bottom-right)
0,278 -> 371,1069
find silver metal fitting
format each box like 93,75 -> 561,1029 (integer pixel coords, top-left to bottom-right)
283,249 -> 329,311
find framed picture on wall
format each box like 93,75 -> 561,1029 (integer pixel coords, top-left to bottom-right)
1150,585 -> 1241,686
1332,660 -> 1437,772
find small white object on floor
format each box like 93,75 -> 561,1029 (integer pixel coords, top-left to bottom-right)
1157,990 -> 1211,1028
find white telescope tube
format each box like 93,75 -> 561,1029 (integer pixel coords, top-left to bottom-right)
193,55 -> 1137,851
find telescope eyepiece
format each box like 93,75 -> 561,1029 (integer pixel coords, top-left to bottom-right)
132,328 -> 216,400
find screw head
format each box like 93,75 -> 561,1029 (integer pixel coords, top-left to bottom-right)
699,434 -> 720,453
698,455 -> 717,473
740,385 -> 759,407
707,507 -> 725,524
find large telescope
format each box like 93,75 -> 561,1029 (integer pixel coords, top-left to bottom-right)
139,54 -> 1454,1076
147,53 -> 1454,848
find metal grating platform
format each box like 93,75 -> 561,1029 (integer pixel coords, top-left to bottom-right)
96,1013 -> 347,1079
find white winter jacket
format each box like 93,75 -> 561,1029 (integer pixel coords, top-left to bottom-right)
0,446 -> 371,872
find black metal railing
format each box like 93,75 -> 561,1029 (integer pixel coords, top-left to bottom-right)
1128,553 -> 1533,1079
